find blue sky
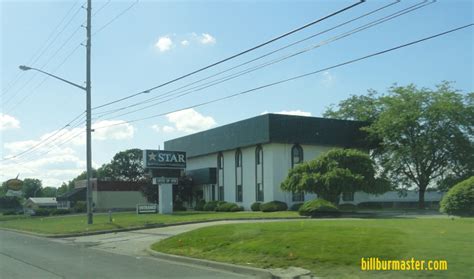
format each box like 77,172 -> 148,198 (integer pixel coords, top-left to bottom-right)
1,0 -> 473,187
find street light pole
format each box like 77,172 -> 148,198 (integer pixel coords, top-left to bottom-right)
18,0 -> 94,224
85,0 -> 93,225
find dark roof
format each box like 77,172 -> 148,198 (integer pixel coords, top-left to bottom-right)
57,187 -> 86,201
164,114 -> 369,158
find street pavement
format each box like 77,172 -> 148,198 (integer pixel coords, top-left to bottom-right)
0,228 -> 252,279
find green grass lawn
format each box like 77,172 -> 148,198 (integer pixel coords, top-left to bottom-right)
152,218 -> 474,279
0,211 -> 299,235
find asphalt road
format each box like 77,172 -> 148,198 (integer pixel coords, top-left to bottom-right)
0,230 -> 250,279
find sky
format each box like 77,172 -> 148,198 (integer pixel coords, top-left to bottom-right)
1,0 -> 473,188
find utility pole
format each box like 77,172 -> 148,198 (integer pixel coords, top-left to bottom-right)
86,0 -> 93,225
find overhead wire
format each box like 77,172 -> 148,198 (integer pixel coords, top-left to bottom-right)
3,0 -> 115,113
93,23 -> 473,131
93,0 -> 366,110
1,0 -> 82,96
94,0 -> 431,121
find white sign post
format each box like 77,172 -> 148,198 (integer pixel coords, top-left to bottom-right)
159,183 -> 173,214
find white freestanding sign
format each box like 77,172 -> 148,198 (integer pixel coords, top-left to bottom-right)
159,183 -> 173,214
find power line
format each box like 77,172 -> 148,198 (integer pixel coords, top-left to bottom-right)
93,0 -> 365,110
2,4 -> 84,108
1,1 -> 82,96
94,23 -> 473,130
94,0 -> 432,120
1,112 -> 86,162
92,0 -> 139,36
93,0 -> 400,117
3,0 -> 112,113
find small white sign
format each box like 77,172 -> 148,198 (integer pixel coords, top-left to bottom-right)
136,204 -> 158,214
153,177 -> 178,184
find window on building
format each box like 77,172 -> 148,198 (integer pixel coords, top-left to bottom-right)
342,192 -> 354,202
235,149 -> 243,202
217,152 -> 224,201
255,145 -> 264,202
291,144 -> 304,202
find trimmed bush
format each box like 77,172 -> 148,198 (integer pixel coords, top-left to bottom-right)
357,202 -> 383,210
194,199 -> 206,211
216,202 -> 243,212
290,203 -> 304,211
3,210 -> 18,216
203,201 -> 225,211
260,201 -> 288,212
298,199 -> 339,217
440,176 -> 474,217
251,202 -> 261,211
33,208 -> 51,216
173,201 -> 187,211
338,203 -> 357,211
73,201 -> 87,213
51,209 -> 71,215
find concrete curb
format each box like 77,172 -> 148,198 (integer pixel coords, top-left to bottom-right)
0,217 -> 308,238
146,248 -> 273,278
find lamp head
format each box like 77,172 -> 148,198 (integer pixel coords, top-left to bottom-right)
19,65 -> 32,71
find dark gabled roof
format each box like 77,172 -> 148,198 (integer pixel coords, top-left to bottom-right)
164,113 -> 369,158
57,187 -> 86,201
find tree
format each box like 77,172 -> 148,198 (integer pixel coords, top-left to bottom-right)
324,82 -> 473,208
97,149 -> 146,182
22,178 -> 43,199
281,149 -> 389,204
41,187 -> 58,197
57,182 -> 74,196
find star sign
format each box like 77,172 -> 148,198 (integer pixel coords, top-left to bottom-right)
148,152 -> 157,161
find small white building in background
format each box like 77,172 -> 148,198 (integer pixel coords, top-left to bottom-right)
165,113 -> 372,210
24,197 -> 57,214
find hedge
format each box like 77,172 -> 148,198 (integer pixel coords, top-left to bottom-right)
216,202 -> 243,212
251,202 -> 261,211
290,203 -> 304,211
203,201 -> 225,211
440,176 -> 474,217
260,201 -> 288,212
194,199 -> 206,211
299,199 -> 339,217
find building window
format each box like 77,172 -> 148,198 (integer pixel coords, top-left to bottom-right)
342,192 -> 354,202
291,144 -> 304,202
235,149 -> 243,202
217,152 -> 224,201
255,145 -> 264,202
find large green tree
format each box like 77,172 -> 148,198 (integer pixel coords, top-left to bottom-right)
325,82 -> 473,208
281,149 -> 389,204
97,148 -> 146,182
21,178 -> 43,199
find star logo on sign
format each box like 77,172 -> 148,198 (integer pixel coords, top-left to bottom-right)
148,152 -> 157,161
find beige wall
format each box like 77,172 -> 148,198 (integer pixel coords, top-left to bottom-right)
93,191 -> 148,211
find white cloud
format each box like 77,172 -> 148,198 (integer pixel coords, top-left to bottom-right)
155,36 -> 173,52
153,109 -> 216,134
199,33 -> 216,45
181,40 -> 189,46
0,113 -> 20,131
321,71 -> 335,87
92,120 -> 134,141
261,110 -> 312,117
151,124 -> 175,133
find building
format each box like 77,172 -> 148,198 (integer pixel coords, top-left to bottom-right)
165,113 -> 369,209
57,179 -> 148,211
24,197 -> 57,214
